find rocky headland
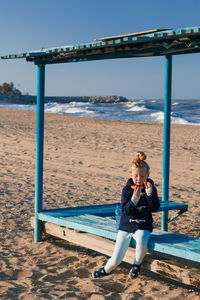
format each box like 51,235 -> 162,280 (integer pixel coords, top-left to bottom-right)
0,95 -> 129,105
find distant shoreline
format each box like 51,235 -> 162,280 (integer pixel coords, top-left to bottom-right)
0,95 -> 129,105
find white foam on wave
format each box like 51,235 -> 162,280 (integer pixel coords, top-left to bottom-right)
63,107 -> 93,114
171,116 -> 190,125
150,112 -> 164,122
150,111 -> 191,125
68,101 -> 91,107
128,105 -> 148,112
126,101 -> 149,112
44,102 -> 94,115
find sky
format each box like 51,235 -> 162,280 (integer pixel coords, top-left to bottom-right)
0,0 -> 200,99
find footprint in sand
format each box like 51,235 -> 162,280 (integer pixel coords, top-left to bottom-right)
93,280 -> 125,293
41,269 -> 76,282
75,268 -> 90,279
0,269 -> 32,281
57,256 -> 79,265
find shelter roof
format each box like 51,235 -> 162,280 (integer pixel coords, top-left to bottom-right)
1,26 -> 200,65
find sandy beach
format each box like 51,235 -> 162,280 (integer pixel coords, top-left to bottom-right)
0,107 -> 199,299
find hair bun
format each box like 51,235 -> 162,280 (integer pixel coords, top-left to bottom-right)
136,151 -> 146,161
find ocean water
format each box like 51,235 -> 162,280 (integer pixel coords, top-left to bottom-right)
0,98 -> 200,125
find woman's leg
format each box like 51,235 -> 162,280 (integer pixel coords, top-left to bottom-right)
104,230 -> 132,273
132,229 -> 151,265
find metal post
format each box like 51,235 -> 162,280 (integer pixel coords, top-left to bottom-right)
35,64 -> 45,242
162,55 -> 172,231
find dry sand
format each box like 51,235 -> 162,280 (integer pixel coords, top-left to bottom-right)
0,107 -> 199,299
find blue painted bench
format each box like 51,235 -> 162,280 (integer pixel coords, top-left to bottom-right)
39,213 -> 200,263
36,201 -> 200,263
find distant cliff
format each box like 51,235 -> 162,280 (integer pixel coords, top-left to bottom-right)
0,95 -> 129,105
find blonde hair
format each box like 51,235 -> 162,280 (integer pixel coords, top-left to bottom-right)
130,151 -> 150,175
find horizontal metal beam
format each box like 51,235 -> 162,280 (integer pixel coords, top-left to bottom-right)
32,44 -> 200,65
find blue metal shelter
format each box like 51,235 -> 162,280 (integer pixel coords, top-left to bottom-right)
1,26 -> 200,243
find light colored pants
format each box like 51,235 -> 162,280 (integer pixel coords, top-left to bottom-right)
104,229 -> 151,273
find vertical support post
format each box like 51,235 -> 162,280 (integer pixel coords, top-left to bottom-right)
35,64 -> 45,242
162,55 -> 172,231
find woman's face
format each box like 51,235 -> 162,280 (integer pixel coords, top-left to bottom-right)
131,167 -> 148,185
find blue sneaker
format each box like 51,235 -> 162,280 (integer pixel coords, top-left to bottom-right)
92,267 -> 108,278
129,264 -> 141,279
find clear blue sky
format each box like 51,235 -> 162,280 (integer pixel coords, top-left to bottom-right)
0,0 -> 200,99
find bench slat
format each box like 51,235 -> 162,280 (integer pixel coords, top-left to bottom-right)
40,201 -> 188,217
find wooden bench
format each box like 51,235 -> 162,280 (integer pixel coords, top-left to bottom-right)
36,200 -> 199,262
36,201 -> 196,261
33,201 -> 200,287
31,212 -> 200,288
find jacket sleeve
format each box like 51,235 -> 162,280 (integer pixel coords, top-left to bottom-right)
121,186 -> 138,216
145,186 -> 160,212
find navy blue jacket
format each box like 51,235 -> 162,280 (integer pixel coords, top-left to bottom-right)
119,178 -> 160,233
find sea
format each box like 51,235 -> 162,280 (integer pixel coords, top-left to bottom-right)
0,98 -> 200,125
